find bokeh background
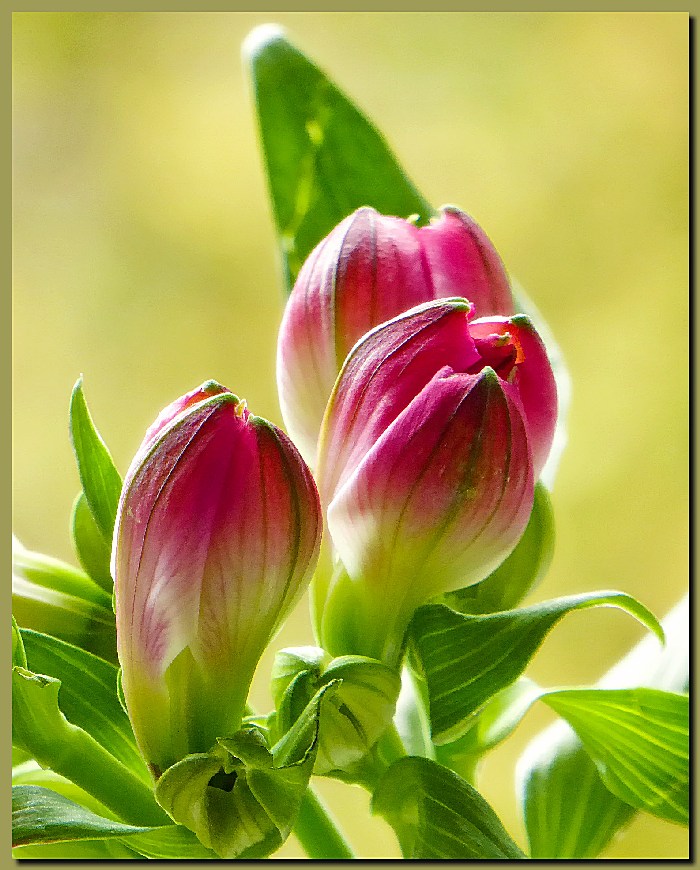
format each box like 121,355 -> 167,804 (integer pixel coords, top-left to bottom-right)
12,12 -> 688,859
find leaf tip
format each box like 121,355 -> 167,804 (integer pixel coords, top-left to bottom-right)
242,23 -> 287,62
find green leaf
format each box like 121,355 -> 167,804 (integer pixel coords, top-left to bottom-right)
13,535 -> 111,607
71,491 -> 114,592
13,542 -> 116,662
542,688 -> 689,825
518,724 -> 635,859
20,628 -> 148,783
244,25 -> 433,291
518,593 -> 689,857
12,784 -> 152,846
372,756 -> 524,859
69,377 -> 122,543
409,590 -> 663,745
12,617 -> 27,668
13,839 -> 140,859
12,662 -> 166,826
12,785 -> 213,859
435,677 -> 544,775
13,758 -> 118,819
156,687 -> 335,860
443,482 -> 555,615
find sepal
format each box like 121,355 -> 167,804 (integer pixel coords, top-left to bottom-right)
270,647 -> 401,778
154,686 -> 335,859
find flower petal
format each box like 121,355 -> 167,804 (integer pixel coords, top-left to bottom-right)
469,314 -> 558,478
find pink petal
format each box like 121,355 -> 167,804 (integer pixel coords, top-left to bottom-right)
326,367 -> 533,660
469,314 -> 557,478
317,298 -> 480,507
420,207 -> 515,316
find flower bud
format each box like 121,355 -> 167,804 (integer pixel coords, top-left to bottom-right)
112,382 -> 322,776
277,206 -> 514,465
314,299 -> 556,665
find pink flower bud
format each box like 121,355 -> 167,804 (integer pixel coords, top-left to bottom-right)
277,206 -> 514,465
112,383 -> 322,775
314,299 -> 556,665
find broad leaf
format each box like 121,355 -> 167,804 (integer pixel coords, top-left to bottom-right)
409,590 -> 663,744
372,756 -> 524,859
12,785 -> 213,859
13,535 -> 111,607
20,628 -> 148,783
542,688 -> 689,825
69,377 -> 122,543
435,678 -> 544,778
443,482 -> 555,615
518,593 -> 689,857
71,491 -> 114,592
13,759 -> 117,819
12,784 -> 152,846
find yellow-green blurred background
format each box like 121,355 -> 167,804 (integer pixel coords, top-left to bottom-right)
12,12 -> 688,859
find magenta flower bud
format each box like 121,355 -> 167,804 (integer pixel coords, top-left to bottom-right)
314,299 -> 556,665
277,206 -> 514,465
112,382 -> 322,776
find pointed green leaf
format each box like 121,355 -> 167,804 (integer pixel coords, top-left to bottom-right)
13,759 -> 118,820
71,491 -> 114,592
20,628 -> 148,783
244,25 -> 433,291
12,784 -> 152,847
69,377 -> 122,542
12,617 -> 27,668
372,756 -> 524,859
435,678 -> 544,776
12,785 -> 213,859
542,688 -> 688,825
13,536 -> 111,607
409,590 -> 663,745
518,593 -> 689,857
444,482 -> 555,615
12,537 -> 116,661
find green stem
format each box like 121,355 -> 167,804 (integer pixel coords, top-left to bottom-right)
293,788 -> 355,859
12,668 -> 168,826
396,666 -> 436,760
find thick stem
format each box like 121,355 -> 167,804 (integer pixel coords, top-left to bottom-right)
12,668 -> 168,826
293,788 -> 355,859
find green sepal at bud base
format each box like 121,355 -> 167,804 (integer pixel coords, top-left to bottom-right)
270,647 -> 401,777
442,481 -> 555,616
155,686 -> 336,859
